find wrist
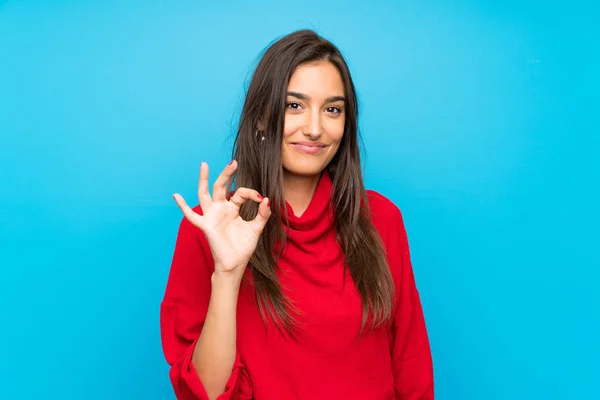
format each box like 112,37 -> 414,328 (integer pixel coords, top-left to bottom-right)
211,268 -> 245,287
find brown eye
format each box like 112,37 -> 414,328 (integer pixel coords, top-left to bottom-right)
326,106 -> 342,114
286,102 -> 302,110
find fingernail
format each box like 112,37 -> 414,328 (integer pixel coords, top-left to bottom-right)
257,194 -> 263,200
266,199 -> 270,207
228,160 -> 234,165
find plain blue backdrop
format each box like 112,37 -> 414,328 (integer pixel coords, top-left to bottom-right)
1,1 -> 598,399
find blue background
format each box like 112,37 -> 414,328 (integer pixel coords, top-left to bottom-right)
1,1 -> 598,399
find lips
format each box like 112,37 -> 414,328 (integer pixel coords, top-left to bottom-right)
290,142 -> 328,155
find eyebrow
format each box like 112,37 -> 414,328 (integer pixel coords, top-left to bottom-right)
287,91 -> 345,103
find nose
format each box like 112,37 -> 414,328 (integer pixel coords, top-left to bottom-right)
303,109 -> 323,138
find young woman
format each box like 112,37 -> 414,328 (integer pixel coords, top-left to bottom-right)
160,30 -> 434,400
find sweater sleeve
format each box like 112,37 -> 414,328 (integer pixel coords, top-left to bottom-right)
390,209 -> 435,400
160,208 -> 253,400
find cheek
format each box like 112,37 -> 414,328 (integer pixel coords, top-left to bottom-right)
283,113 -> 303,138
325,118 -> 345,143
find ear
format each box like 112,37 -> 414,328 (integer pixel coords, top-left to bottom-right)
256,107 -> 272,131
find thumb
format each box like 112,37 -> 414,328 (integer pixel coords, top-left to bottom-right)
250,197 -> 271,233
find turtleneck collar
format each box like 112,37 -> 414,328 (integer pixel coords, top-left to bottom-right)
282,171 -> 334,235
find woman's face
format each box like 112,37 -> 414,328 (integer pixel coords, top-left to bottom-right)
281,61 -> 346,179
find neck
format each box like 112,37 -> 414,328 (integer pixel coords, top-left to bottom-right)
282,170 -> 322,217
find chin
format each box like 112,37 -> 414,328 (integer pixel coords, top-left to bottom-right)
283,162 -> 328,178
281,146 -> 338,178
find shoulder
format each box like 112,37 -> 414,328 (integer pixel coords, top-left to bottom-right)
365,189 -> 411,257
365,191 -> 413,290
178,204 -> 204,230
366,189 -> 405,230
174,204 -> 208,250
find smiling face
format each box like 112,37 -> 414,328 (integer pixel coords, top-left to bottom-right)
281,61 -> 346,179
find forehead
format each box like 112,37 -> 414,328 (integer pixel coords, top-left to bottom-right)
287,61 -> 345,96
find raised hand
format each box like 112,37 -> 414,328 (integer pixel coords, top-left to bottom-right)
173,160 -> 271,278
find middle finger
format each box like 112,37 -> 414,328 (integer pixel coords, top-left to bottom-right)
212,160 -> 237,202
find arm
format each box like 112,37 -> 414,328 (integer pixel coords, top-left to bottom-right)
391,211 -> 434,400
160,212 -> 252,400
161,160 -> 269,400
193,272 -> 242,399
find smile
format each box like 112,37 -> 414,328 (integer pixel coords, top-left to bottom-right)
290,142 -> 329,155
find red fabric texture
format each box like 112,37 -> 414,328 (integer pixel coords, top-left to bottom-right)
160,172 -> 434,399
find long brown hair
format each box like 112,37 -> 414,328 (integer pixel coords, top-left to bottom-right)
229,29 -> 395,333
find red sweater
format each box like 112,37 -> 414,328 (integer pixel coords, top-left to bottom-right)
160,172 -> 434,399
